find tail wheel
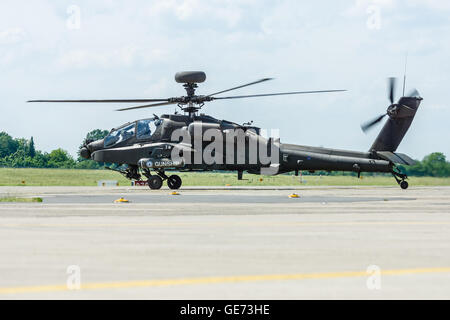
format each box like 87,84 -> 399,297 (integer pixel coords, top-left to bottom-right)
148,176 -> 163,190
392,170 -> 409,190
167,175 -> 182,190
400,180 -> 409,190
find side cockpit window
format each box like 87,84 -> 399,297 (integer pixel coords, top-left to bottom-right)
136,119 -> 162,140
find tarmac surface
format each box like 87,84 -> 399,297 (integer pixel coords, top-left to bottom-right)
0,185 -> 449,299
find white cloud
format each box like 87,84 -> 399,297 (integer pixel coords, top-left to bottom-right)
345,0 -> 396,16
411,0 -> 450,10
0,27 -> 26,44
57,47 -> 137,69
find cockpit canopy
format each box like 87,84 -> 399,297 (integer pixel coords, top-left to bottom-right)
104,118 -> 162,148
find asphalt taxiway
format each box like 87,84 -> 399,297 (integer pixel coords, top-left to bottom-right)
0,186 -> 449,299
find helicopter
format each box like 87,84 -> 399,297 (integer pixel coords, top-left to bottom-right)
28,71 -> 422,190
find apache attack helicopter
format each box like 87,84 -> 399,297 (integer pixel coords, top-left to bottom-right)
29,71 -> 421,190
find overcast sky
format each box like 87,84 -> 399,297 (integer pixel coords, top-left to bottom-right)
0,0 -> 449,159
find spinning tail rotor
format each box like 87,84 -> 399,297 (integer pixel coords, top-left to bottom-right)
361,77 -> 422,152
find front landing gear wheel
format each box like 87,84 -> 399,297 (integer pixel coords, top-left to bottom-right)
148,176 -> 163,190
167,175 -> 182,190
400,180 -> 409,190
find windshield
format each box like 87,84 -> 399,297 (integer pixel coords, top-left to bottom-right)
136,119 -> 161,140
104,123 -> 136,147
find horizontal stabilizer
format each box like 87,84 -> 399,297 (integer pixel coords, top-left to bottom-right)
376,151 -> 417,165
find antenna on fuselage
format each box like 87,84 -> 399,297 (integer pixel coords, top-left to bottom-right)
402,53 -> 408,97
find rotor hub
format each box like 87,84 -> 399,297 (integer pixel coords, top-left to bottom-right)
183,83 -> 198,97
387,104 -> 399,117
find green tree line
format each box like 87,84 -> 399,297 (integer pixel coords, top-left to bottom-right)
398,152 -> 450,177
0,130 -> 108,169
0,130 -> 449,176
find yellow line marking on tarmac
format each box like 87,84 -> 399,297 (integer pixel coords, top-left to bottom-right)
1,267 -> 450,295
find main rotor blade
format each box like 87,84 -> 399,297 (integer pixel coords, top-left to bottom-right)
27,99 -> 169,103
361,113 -> 387,133
388,77 -> 396,104
116,101 -> 177,111
211,89 -> 347,100
406,88 -> 420,98
206,78 -> 273,97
